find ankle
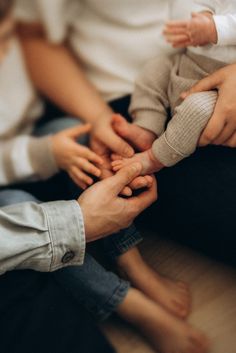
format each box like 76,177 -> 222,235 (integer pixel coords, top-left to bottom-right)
116,288 -> 154,324
147,149 -> 164,171
116,247 -> 145,273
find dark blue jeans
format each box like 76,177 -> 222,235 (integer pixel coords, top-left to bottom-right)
0,116 -> 142,321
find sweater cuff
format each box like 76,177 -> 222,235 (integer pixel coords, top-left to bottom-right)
133,111 -> 165,137
28,136 -> 59,180
213,15 -> 236,46
42,200 -> 86,271
152,133 -> 187,167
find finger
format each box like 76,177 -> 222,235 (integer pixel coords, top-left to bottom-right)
212,122 -> 235,145
75,157 -> 101,177
71,166 -> 94,186
111,160 -> 123,167
172,39 -> 192,48
106,163 -> 142,195
181,72 -> 221,99
111,153 -> 123,161
105,129 -> 134,157
199,106 -> 226,146
121,186 -> 133,197
75,145 -> 104,165
129,176 -> 153,190
65,123 -> 92,138
166,20 -> 188,28
163,26 -> 188,36
98,162 -> 132,196
69,171 -> 87,190
166,34 -> 190,44
112,164 -> 123,172
191,12 -> 201,18
127,178 -> 158,214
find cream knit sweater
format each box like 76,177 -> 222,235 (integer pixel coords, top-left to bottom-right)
0,40 -> 58,186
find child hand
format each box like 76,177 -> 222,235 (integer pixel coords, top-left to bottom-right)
52,124 -> 104,190
164,12 -> 217,48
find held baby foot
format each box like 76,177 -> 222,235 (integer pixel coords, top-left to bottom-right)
112,114 -> 156,151
112,149 -> 164,175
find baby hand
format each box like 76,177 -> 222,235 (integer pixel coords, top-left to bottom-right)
52,124 -> 103,190
163,12 -> 217,48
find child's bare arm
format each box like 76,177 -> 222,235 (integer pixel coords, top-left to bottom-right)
163,12 -> 217,48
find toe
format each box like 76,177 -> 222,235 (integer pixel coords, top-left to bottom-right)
111,153 -> 123,161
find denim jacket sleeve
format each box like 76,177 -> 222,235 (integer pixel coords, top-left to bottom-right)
0,200 -> 86,275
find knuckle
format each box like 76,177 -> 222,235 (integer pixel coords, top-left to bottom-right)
203,131 -> 215,143
227,140 -> 235,148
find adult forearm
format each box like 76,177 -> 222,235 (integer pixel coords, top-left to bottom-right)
20,36 -> 113,123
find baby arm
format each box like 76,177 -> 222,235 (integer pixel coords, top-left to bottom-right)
164,12 -> 218,48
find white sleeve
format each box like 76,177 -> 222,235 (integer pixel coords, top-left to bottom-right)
213,14 -> 236,46
0,134 -> 59,186
15,0 -> 70,44
193,0 -> 217,14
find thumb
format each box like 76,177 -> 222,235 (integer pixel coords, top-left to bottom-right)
191,12 -> 200,18
65,124 -> 92,138
106,163 -> 142,195
105,128 -> 134,157
181,72 -> 220,99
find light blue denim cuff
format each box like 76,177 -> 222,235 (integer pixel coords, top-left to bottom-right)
42,200 -> 86,271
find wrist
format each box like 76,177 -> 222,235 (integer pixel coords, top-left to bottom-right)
51,135 -> 62,169
92,108 -> 114,127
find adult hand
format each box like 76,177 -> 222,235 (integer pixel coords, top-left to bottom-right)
181,64 -> 236,147
91,115 -> 154,195
78,163 -> 157,242
92,113 -> 134,158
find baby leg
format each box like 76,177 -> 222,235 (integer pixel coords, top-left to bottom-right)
152,91 -> 218,167
112,114 -> 156,151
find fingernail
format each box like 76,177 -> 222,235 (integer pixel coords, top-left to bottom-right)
125,147 -> 134,158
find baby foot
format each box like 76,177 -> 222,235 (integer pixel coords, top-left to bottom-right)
117,248 -> 191,319
118,288 -> 210,353
112,114 -> 156,151
112,149 -> 164,175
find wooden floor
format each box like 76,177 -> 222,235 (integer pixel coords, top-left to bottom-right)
102,231 -> 236,353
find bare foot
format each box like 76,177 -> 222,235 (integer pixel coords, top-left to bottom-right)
112,114 -> 156,151
118,288 -> 210,353
117,247 -> 191,319
112,149 -> 164,175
